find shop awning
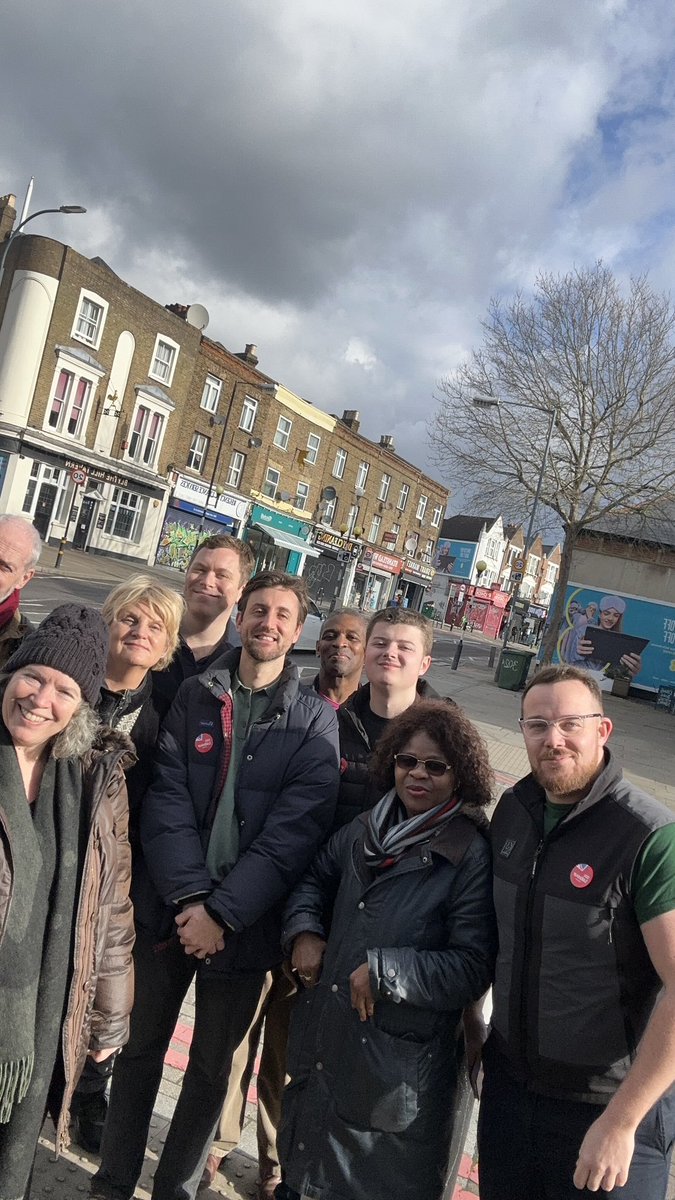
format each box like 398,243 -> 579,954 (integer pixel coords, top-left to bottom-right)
252,522 -> 321,557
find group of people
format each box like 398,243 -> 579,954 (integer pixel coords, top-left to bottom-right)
0,510 -> 674,1200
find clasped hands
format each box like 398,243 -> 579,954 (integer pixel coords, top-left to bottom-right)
175,902 -> 225,958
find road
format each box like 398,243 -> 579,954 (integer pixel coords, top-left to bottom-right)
25,574 -> 494,697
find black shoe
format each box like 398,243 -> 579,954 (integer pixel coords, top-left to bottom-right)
72,1092 -> 108,1153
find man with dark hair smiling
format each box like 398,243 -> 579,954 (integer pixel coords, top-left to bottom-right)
93,571 -> 339,1200
477,664 -> 675,1200
312,609 -> 367,708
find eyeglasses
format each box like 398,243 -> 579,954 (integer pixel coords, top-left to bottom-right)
519,714 -> 603,738
393,753 -> 452,777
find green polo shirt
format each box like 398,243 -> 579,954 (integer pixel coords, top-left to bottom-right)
206,671 -> 280,880
544,800 -> 675,925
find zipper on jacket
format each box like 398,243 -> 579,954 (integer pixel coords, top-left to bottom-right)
531,839 -> 543,878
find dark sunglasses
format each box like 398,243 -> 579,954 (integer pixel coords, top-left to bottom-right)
393,753 -> 452,778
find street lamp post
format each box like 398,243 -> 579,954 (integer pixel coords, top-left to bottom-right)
0,204 -> 87,272
196,379 -> 275,538
473,397 -> 556,678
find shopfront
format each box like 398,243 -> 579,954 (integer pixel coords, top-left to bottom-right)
303,528 -> 361,612
458,584 -> 511,637
399,558 -> 436,612
352,547 -> 403,611
245,503 -> 320,575
0,432 -> 167,565
155,473 -> 249,571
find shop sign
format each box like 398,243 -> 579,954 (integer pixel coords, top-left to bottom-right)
64,457 -> 130,489
403,557 -> 435,582
312,528 -> 361,558
362,547 -> 403,575
250,503 -> 310,537
172,473 -> 248,521
382,531 -> 397,548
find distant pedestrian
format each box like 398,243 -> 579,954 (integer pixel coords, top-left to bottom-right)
476,664 -> 675,1199
0,514 -> 41,668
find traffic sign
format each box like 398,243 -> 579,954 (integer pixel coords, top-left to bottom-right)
70,468 -> 87,485
514,558 -> 525,571
511,571 -> 523,582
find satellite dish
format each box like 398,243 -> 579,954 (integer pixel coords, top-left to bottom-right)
248,437 -> 263,448
404,537 -> 418,553
321,486 -> 337,501
279,490 -> 292,502
186,303 -> 210,331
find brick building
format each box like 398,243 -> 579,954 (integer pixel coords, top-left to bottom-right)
0,198 -> 448,601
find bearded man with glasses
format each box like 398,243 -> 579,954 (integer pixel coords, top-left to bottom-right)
475,663 -> 675,1200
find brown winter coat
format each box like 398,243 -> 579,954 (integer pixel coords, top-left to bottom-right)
0,610 -> 33,670
0,727 -> 136,1152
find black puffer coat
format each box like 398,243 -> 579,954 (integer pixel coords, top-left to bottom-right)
279,809 -> 496,1200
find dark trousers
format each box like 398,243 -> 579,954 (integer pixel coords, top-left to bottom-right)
93,929 -> 266,1200
478,1048 -> 675,1200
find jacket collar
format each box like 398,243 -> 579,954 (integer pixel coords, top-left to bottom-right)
199,647 -> 300,715
513,746 -> 623,822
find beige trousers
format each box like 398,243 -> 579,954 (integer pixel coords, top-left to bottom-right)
210,965 -> 295,1177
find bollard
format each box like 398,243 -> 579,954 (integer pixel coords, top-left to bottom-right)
488,646 -> 496,668
54,537 -> 68,570
451,639 -> 463,671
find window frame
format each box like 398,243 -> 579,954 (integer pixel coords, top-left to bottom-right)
200,374 -> 222,414
186,431 -> 210,473
431,503 -> 443,528
124,390 -> 172,470
416,494 -> 428,521
104,487 -> 145,542
332,447 -> 347,479
71,289 -> 108,351
378,473 -> 391,502
295,481 -> 310,509
226,451 -> 246,489
239,396 -> 258,432
356,460 -> 370,490
273,415 -> 293,451
306,432 -> 321,465
262,466 -> 281,499
149,334 -> 180,387
397,483 -> 409,511
369,513 -> 382,543
43,350 -> 104,442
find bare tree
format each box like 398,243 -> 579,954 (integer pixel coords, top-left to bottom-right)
429,263 -> 675,663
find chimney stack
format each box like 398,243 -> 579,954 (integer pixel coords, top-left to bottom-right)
379,434 -> 395,451
0,194 -> 17,247
236,343 -> 259,366
341,409 -> 361,433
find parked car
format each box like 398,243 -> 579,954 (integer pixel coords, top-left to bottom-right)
294,597 -> 323,651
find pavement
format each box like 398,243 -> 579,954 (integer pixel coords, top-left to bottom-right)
28,546 -> 675,1198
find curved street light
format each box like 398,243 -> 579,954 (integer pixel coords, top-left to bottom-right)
0,204 -> 87,272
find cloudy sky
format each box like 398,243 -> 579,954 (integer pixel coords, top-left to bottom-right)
2,0 -> 674,501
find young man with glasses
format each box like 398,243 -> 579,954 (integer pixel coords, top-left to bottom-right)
477,664 -> 675,1199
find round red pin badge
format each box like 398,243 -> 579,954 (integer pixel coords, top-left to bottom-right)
194,732 -> 214,754
570,863 -> 594,888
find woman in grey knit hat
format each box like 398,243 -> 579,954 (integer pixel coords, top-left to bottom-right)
0,603 -> 135,1200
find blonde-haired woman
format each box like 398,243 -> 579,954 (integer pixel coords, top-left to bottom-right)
71,575 -> 184,1152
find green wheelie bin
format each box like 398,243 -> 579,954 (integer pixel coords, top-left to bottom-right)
497,648 -> 535,691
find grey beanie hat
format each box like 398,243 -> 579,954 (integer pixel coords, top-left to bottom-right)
6,603 -> 109,706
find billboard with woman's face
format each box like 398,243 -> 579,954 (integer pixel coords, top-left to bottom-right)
552,582 -> 675,693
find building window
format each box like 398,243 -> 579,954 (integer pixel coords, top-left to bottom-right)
72,291 -> 107,350
186,432 -> 210,473
200,374 -> 222,413
128,405 -> 164,467
397,483 -> 409,511
296,481 -> 310,509
105,488 -> 144,541
305,432 -> 321,465
323,495 -> 337,524
416,494 -> 428,521
149,335 -> 179,386
47,369 -> 92,439
431,503 -> 442,528
390,522 -> 400,548
369,514 -> 381,543
239,396 -> 258,432
333,448 -> 347,479
356,461 -> 370,490
226,451 -> 245,489
262,466 -> 280,499
273,415 -> 292,450
378,473 -> 391,502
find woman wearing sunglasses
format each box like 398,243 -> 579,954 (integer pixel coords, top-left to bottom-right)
276,700 -> 496,1200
